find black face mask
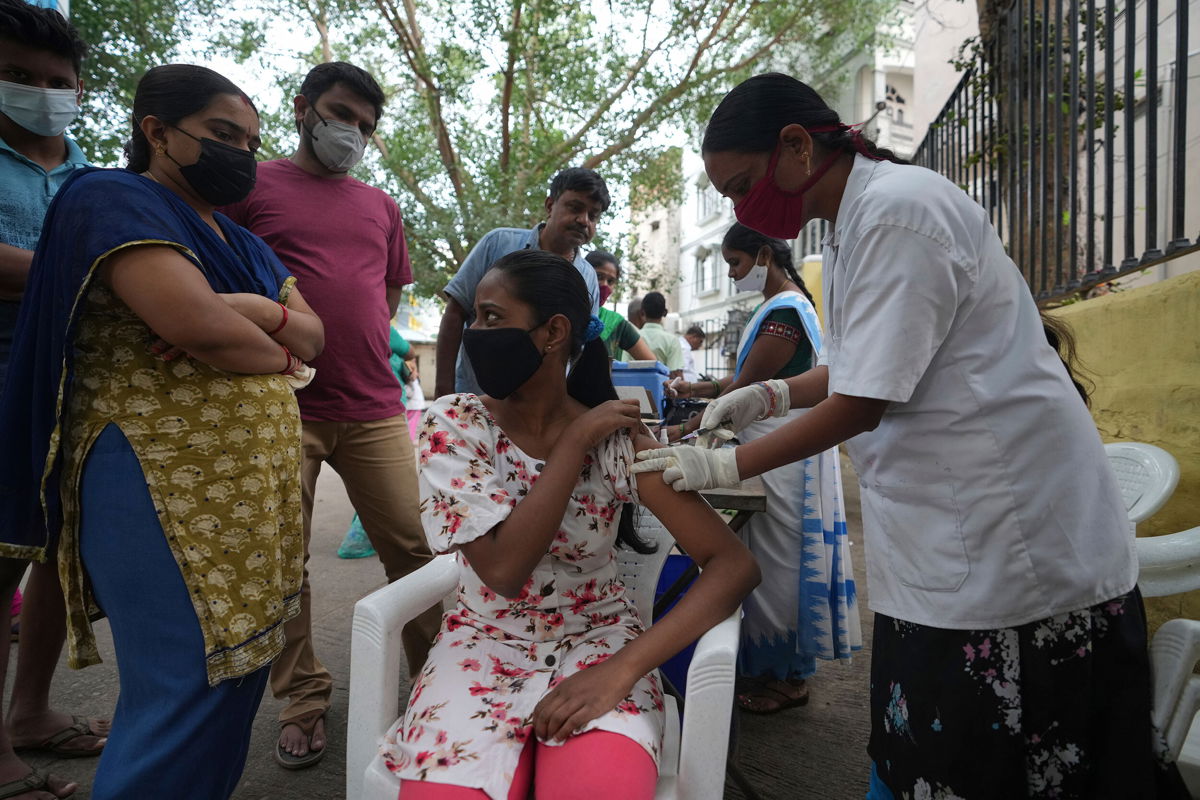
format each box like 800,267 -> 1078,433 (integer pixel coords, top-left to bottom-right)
166,125 -> 257,206
462,325 -> 543,399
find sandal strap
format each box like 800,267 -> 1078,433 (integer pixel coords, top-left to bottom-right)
0,771 -> 47,800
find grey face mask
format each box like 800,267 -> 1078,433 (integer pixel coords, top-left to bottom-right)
304,108 -> 367,172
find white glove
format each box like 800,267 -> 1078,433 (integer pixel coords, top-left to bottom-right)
631,445 -> 741,492
699,379 -> 791,443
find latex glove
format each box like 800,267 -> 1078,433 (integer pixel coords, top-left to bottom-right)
699,379 -> 791,444
631,445 -> 741,492
284,363 -> 316,390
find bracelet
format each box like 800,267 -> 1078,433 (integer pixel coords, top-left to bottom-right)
753,381 -> 777,417
708,378 -> 720,397
267,301 -> 288,335
279,343 -> 301,376
678,423 -> 686,439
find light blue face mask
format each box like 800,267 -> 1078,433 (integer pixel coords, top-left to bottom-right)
0,80 -> 79,137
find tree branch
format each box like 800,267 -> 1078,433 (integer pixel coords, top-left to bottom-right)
499,0 -> 523,174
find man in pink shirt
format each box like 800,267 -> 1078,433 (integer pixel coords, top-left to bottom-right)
222,61 -> 439,771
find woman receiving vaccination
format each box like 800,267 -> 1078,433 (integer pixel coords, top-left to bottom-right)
384,250 -> 759,799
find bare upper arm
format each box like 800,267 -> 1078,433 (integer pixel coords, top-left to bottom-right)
100,244 -> 263,352
632,434 -> 744,568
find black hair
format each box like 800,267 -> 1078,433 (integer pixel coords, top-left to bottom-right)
0,0 -> 87,76
300,61 -> 385,122
549,167 -> 611,213
489,250 -> 655,554
585,250 -> 620,279
642,291 -> 667,320
125,65 -> 257,173
703,72 -> 907,165
685,325 -> 705,339
722,222 -> 815,305
1041,313 -> 1091,406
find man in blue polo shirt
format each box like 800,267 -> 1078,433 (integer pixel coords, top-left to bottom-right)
0,3 -> 102,795
435,167 -> 607,396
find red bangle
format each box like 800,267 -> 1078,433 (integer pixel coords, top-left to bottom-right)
279,343 -> 300,376
267,301 -> 288,335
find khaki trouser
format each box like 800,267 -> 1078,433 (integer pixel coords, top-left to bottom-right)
270,414 -> 443,724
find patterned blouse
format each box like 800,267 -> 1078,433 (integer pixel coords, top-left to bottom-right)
381,394 -> 665,799
59,280 -> 304,685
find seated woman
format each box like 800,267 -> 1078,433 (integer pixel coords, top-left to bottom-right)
0,64 -> 323,799
382,250 -> 761,799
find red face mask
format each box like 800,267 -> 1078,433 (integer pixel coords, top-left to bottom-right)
733,140 -> 841,240
598,283 -> 613,305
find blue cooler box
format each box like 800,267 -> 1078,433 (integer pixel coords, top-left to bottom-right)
611,360 -> 669,417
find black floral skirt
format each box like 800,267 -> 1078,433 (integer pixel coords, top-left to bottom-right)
868,588 -> 1189,799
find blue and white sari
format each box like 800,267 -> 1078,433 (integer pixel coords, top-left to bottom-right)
734,291 -> 862,680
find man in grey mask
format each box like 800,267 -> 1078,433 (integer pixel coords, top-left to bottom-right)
221,61 -> 439,773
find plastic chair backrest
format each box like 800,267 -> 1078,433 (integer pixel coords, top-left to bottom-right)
1104,442 -> 1180,523
614,510 -> 676,622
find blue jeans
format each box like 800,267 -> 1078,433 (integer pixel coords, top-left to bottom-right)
81,424 -> 269,800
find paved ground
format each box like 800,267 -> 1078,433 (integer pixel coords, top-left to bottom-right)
14,457 -> 873,799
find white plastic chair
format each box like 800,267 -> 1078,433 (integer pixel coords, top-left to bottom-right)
1150,619 -> 1200,796
1137,526 -> 1200,599
1104,442 -> 1180,523
347,513 -> 741,800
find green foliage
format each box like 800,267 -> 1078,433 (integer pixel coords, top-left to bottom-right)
217,0 -> 893,295
71,0 -> 216,165
72,0 -> 897,297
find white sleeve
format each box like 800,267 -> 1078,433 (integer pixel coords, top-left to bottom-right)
827,224 -> 965,403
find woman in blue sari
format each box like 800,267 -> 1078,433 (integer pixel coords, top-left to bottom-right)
0,65 -> 323,798
667,223 -> 859,713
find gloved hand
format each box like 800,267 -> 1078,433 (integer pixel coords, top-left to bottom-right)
631,445 -> 741,492
699,379 -> 791,444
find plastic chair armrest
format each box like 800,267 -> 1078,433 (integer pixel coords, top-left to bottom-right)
346,554 -> 458,800
676,609 -> 740,800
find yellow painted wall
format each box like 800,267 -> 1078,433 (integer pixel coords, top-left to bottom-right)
1049,270 -> 1200,630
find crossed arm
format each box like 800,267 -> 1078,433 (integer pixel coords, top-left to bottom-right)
101,244 -> 324,373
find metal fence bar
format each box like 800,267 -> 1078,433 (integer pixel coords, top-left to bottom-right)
1039,0 -> 1050,296
1121,0 -> 1138,269
1167,0 -> 1190,252
1067,0 -> 1080,288
1102,0 -> 1116,275
1053,0 -> 1065,292
1084,0 -> 1097,281
1144,0 -> 1163,261
910,0 -> 1198,304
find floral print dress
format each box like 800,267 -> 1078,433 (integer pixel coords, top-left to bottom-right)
382,394 -> 665,799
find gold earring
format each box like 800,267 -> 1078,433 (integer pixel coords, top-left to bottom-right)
545,345 -> 552,352
155,143 -> 165,155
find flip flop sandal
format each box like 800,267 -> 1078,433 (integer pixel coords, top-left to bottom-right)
737,680 -> 810,715
0,770 -> 64,800
274,710 -> 327,770
13,716 -> 104,759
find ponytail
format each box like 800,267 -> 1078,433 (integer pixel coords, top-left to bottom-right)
1041,313 -> 1091,405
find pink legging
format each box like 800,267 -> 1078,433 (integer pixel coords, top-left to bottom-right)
398,730 -> 657,799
